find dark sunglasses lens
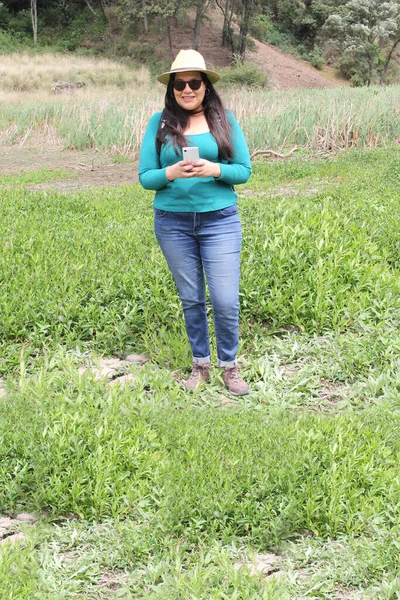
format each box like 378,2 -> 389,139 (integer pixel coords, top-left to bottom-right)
189,79 -> 202,90
173,79 -> 202,91
172,80 -> 185,91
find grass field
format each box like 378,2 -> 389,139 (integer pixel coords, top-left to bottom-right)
1,142 -> 400,598
1,48 -> 400,599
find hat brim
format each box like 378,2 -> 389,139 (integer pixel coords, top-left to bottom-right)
157,67 -> 220,85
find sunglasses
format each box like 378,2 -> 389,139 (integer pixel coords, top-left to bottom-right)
172,79 -> 203,91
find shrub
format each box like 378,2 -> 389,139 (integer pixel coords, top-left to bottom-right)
8,9 -> 32,36
0,29 -> 31,53
264,27 -> 298,52
308,46 -> 325,70
249,14 -> 273,41
0,2 -> 10,29
219,62 -> 268,88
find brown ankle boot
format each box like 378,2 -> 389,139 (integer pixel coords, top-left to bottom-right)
183,363 -> 211,390
222,365 -> 249,396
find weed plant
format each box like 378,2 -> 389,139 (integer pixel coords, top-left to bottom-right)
1,53 -> 400,153
1,147 -> 400,373
1,148 -> 400,597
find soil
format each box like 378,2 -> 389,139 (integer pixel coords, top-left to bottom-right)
0,146 -> 138,191
248,39 -> 340,90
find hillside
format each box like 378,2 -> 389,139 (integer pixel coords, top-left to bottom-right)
159,8 -> 340,91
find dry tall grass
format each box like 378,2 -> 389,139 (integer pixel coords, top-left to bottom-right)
1,53 -> 400,155
0,53 -> 151,93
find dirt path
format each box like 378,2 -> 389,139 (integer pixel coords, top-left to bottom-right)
0,146 -> 137,190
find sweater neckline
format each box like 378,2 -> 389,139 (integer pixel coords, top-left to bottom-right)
185,131 -> 211,136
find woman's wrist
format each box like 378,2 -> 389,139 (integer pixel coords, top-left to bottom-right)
214,164 -> 221,179
166,166 -> 175,181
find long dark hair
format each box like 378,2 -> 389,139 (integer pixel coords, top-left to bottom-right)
156,73 -> 234,161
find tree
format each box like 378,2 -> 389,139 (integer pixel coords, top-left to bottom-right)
193,0 -> 210,50
215,0 -> 255,60
323,0 -> 400,85
238,0 -> 255,60
30,0 -> 37,42
118,0 -> 186,57
215,0 -> 236,51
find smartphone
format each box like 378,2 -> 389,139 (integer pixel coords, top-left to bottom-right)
182,146 -> 200,162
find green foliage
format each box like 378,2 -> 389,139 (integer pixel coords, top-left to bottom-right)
1,146 -> 400,373
219,62 -> 269,88
264,26 -> 298,51
0,375 -> 162,518
0,540 -> 40,598
308,46 -> 325,69
0,29 -> 31,53
2,147 -> 400,596
323,0 -> 400,85
7,8 -> 32,36
50,9 -> 106,52
0,2 -> 10,28
249,13 -> 273,41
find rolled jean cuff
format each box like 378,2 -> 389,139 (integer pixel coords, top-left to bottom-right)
218,359 -> 237,368
193,356 -> 211,365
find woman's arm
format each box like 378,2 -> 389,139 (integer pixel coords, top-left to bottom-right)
190,111 -> 252,184
138,112 -> 197,189
216,111 -> 252,185
138,113 -> 170,190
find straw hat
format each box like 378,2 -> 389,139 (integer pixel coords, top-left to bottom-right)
157,49 -> 220,85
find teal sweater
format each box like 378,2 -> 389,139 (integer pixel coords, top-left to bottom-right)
138,110 -> 251,212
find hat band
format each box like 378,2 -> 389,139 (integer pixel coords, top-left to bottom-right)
170,67 -> 207,73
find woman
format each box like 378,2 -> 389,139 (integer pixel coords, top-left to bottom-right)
139,49 -> 251,395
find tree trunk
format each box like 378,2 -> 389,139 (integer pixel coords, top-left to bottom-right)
380,38 -> 400,85
167,16 -> 174,60
216,0 -> 236,49
98,0 -> 107,21
31,0 -> 37,44
238,0 -> 254,61
193,0 -> 209,50
84,0 -> 99,17
142,0 -> 148,33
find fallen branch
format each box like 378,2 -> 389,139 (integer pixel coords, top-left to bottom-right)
250,146 -> 298,160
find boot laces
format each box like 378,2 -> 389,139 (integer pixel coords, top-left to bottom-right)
225,366 -> 242,382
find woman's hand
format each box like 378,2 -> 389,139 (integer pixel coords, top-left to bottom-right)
166,160 -> 196,181
190,160 -> 221,179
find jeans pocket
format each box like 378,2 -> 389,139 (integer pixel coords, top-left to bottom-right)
154,208 -> 168,218
219,204 -> 238,216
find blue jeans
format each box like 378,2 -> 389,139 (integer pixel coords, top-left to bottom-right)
154,205 -> 242,366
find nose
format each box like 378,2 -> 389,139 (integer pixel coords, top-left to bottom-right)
182,82 -> 192,91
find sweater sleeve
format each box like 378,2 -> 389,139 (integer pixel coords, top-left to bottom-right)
217,111 -> 252,185
138,112 -> 170,190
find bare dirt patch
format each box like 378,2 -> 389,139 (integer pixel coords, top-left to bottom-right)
248,39 -> 340,90
234,552 -> 282,580
0,145 -> 137,191
319,380 -> 352,406
333,585 -> 367,599
0,513 -> 38,546
78,354 -> 149,387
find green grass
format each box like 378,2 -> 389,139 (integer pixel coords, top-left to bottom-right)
2,146 -> 400,598
0,168 -> 72,186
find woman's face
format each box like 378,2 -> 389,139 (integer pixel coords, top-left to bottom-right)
172,71 -> 206,112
